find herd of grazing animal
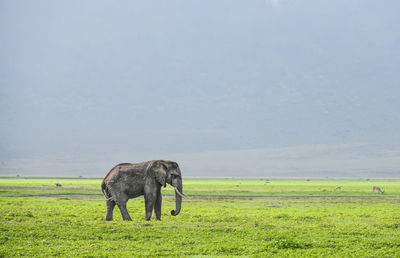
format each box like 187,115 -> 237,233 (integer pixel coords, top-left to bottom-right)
55,181 -> 386,194
333,186 -> 385,194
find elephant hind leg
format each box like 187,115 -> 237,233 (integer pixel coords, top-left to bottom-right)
118,201 -> 132,221
105,199 -> 116,221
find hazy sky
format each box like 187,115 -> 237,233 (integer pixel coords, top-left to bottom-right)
1,0 -> 399,176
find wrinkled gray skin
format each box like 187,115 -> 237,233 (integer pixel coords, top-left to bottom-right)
101,160 -> 183,221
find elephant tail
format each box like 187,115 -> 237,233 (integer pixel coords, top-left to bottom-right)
101,181 -> 113,201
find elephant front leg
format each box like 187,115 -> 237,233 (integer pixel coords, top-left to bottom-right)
105,200 -> 116,221
154,190 -> 162,220
144,193 -> 156,221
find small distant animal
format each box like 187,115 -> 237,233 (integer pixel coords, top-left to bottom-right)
372,186 -> 384,194
56,183 -> 62,187
334,186 -> 342,191
236,185 -> 239,188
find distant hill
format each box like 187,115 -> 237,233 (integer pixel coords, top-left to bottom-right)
1,144 -> 399,178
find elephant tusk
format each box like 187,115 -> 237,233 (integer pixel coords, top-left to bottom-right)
174,187 -> 186,198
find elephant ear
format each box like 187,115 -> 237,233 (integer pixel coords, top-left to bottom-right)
153,161 -> 167,187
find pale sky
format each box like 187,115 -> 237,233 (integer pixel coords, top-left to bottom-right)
1,0 -> 399,177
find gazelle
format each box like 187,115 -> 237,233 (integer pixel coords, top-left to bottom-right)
372,186 -> 384,194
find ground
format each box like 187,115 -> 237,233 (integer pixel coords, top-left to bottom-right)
0,178 -> 399,257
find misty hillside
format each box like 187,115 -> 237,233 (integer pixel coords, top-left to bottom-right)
1,144 -> 399,178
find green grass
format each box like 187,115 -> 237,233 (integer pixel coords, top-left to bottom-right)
1,178 -> 400,257
1,178 -> 399,197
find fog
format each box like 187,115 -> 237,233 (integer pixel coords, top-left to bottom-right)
1,0 -> 399,177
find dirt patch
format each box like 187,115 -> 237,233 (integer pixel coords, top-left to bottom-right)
6,194 -> 100,198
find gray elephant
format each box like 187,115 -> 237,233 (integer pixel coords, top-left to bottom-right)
101,160 -> 184,221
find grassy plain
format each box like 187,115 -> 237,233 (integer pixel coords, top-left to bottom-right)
1,178 -> 400,257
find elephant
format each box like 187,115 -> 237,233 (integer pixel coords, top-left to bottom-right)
101,160 -> 184,221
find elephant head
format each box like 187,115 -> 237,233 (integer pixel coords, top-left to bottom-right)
151,160 -> 184,216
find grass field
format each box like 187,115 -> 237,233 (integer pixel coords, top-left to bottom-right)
1,178 -> 400,257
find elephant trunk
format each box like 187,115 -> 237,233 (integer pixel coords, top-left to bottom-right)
171,178 -> 183,216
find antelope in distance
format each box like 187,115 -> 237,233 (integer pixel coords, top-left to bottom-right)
372,186 -> 384,194
334,186 -> 342,191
